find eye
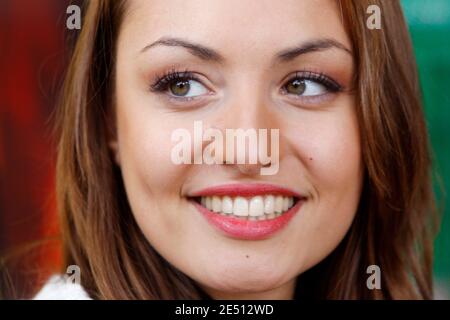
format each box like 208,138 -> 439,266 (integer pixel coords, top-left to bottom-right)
150,69 -> 209,99
282,71 -> 342,97
285,79 -> 327,96
168,79 -> 208,97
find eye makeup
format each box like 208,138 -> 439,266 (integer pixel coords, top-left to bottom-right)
149,67 -> 202,93
148,66 -> 345,105
281,70 -> 342,94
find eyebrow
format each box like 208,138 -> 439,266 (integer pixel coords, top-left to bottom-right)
140,36 -> 352,64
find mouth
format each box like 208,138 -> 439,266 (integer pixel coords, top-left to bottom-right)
192,194 -> 298,220
188,183 -> 306,240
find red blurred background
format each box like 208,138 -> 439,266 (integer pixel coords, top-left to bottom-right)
0,0 -> 80,298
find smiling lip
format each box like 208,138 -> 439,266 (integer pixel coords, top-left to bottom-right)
190,183 -> 304,198
189,183 -> 305,240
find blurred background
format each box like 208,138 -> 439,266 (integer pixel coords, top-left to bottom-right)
0,0 -> 449,299
401,0 -> 450,298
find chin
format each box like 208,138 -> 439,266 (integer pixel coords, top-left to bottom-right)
198,262 -> 291,294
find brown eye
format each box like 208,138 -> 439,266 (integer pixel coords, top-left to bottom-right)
170,80 -> 191,96
167,78 -> 208,98
285,79 -> 306,95
284,78 -> 332,97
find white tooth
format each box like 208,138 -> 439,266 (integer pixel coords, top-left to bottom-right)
212,196 -> 222,212
288,197 -> 294,208
283,197 -> 289,211
233,197 -> 249,216
205,197 -> 212,210
275,196 -> 283,213
201,197 -> 206,207
264,195 -> 275,214
222,196 -> 233,214
249,196 -> 264,217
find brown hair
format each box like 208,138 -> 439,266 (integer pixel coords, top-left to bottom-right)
54,0 -> 438,299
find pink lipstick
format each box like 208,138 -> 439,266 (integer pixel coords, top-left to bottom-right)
189,183 -> 305,240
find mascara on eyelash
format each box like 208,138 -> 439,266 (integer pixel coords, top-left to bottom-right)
289,71 -> 343,92
150,67 -> 199,92
149,68 -> 343,96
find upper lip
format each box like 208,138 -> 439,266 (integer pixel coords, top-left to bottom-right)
188,183 -> 306,199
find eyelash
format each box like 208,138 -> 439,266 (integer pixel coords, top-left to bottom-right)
282,70 -> 342,94
150,67 -> 201,94
149,67 -> 342,101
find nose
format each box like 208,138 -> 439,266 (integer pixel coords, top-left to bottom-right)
222,71 -> 274,129
212,77 -> 279,176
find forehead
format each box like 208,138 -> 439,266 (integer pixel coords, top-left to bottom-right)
119,0 -> 350,62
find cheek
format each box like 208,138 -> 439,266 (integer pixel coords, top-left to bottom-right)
115,85 -> 190,195
307,114 -> 362,195
284,99 -> 363,268
114,93 -> 189,237
287,98 -> 362,200
118,115 -> 174,195
308,111 -> 362,234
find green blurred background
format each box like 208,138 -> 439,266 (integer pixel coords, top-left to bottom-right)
401,0 -> 450,297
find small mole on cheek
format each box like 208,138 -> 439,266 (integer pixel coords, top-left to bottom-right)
246,255 -> 249,258
309,157 -> 313,161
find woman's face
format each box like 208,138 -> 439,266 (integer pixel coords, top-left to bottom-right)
113,0 -> 363,299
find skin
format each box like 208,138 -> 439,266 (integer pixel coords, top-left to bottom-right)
112,0 -> 363,299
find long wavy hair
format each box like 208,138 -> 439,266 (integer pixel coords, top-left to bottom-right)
53,0 -> 438,299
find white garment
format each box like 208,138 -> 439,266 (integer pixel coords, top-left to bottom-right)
33,275 -> 92,300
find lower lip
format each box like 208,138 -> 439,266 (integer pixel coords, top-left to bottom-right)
192,200 -> 303,240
